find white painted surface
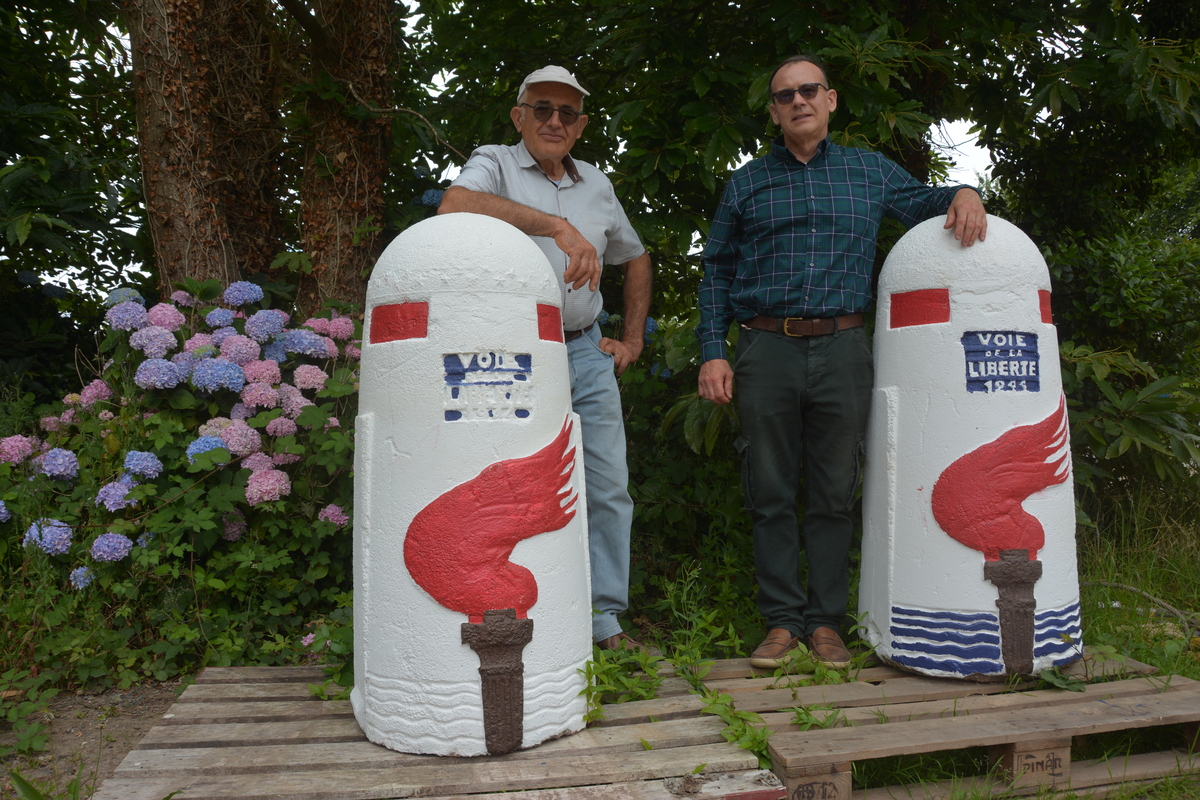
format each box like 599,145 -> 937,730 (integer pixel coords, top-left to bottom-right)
352,213 -> 590,755
859,215 -> 1081,679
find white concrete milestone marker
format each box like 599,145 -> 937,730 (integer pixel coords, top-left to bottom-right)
352,212 -> 591,756
859,215 -> 1082,680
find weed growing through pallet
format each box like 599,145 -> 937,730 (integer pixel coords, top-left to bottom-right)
790,703 -> 846,731
699,687 -> 772,769
578,644 -> 663,723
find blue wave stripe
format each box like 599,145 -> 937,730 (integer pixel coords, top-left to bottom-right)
893,606 -> 997,623
891,641 -> 1001,660
892,616 -> 1000,633
890,625 -> 1000,644
1036,603 -> 1081,622
890,653 -> 1004,676
1036,617 -> 1081,636
1051,653 -> 1081,667
1035,641 -> 1080,658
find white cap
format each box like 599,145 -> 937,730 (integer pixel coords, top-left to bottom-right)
517,65 -> 590,101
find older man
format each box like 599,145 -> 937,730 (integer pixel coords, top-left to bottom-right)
438,66 -> 653,653
697,55 -> 987,669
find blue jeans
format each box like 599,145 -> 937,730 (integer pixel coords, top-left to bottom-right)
567,325 -> 633,641
735,326 -> 873,638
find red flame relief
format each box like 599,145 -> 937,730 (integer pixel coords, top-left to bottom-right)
931,397 -> 1070,561
403,418 -> 577,622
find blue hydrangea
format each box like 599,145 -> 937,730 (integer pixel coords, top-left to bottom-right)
104,287 -> 144,307
192,344 -> 218,359
244,310 -> 285,343
106,301 -> 149,331
224,281 -> 264,306
417,189 -> 445,207
69,566 -> 94,589
17,270 -> 39,285
137,532 -> 155,548
91,532 -> 134,562
186,436 -> 230,463
41,448 -> 79,480
279,329 -> 328,357
124,451 -> 163,479
134,358 -> 186,390
206,308 -> 236,328
191,359 -> 245,393
25,519 -> 72,555
596,309 -> 611,325
644,317 -> 659,336
262,341 -> 288,363
95,477 -> 137,511
0,500 -> 10,522
130,325 -> 178,359
211,326 -> 237,346
42,284 -> 69,299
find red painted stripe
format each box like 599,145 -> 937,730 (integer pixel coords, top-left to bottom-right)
890,288 -> 950,328
537,304 -> 564,342
369,302 -> 428,343
1039,290 -> 1053,324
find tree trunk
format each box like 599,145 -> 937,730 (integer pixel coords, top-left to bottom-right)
293,0 -> 393,315
124,0 -> 280,296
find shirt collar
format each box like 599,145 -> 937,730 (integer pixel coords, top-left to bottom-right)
516,141 -> 583,184
770,135 -> 830,164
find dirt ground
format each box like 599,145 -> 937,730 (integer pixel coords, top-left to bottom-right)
1,679 -> 184,800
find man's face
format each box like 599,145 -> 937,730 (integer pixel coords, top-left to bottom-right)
510,82 -> 589,167
768,61 -> 837,144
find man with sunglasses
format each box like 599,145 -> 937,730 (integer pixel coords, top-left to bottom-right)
439,66 -> 654,655
696,55 -> 986,670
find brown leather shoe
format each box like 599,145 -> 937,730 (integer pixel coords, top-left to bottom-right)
596,632 -> 660,658
750,627 -> 801,668
807,626 -> 851,669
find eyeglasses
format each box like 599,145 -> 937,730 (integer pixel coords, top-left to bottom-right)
771,83 -> 828,105
520,102 -> 582,125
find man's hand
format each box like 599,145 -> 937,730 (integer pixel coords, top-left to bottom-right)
554,219 -> 601,291
599,337 -> 642,376
698,359 -> 734,405
944,188 -> 987,247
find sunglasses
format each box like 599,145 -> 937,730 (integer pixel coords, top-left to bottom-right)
520,102 -> 582,125
771,83 -> 828,105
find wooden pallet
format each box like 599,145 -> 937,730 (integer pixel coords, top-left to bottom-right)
95,650 -> 1198,800
92,665 -> 775,800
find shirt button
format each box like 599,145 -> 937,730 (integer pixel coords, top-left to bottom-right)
811,229 -> 816,233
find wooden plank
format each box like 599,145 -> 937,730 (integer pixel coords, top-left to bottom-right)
93,741 -> 758,800
756,676 -> 1193,732
197,666 -> 330,684
135,717 -> 367,749
587,692 -> 707,727
116,716 -> 730,776
654,675 -> 693,697
160,699 -> 354,724
177,683 -> 337,703
770,683 -> 1200,769
418,770 -> 785,799
732,672 -> 1031,715
703,665 -> 902,694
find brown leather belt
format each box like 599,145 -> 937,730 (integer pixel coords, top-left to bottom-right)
563,322 -> 595,342
741,313 -> 864,337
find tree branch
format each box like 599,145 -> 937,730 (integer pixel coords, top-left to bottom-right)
346,83 -> 468,164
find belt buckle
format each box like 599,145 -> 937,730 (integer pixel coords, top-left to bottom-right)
781,316 -> 808,337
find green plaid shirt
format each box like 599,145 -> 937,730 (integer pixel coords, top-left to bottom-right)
697,137 -> 967,362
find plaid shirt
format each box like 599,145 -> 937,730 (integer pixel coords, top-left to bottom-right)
697,137 -> 966,362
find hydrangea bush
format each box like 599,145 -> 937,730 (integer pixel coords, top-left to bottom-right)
0,278 -> 357,690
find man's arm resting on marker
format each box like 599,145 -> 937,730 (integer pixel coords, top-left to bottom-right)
438,185 -> 601,290
943,187 -> 988,247
599,252 -> 652,376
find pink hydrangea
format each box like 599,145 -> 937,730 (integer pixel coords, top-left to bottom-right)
59,409 -> 76,426
272,453 -> 301,466
320,336 -> 338,357
344,342 -> 361,360
40,416 -> 60,432
184,333 -> 214,353
220,334 -> 260,366
241,382 -> 280,409
198,417 -> 233,437
98,411 -> 115,421
218,419 -> 262,457
63,393 -> 82,405
230,402 -> 254,420
241,452 -> 275,472
242,359 -> 281,385
278,384 -> 313,419
147,303 -> 186,331
171,290 -> 196,307
80,379 -> 113,407
293,365 -> 328,391
0,435 -> 36,463
324,417 -> 340,432
301,318 -> 330,335
266,416 -> 297,437
317,504 -> 349,527
326,317 -> 355,340
246,469 -> 291,505
222,511 -> 247,542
